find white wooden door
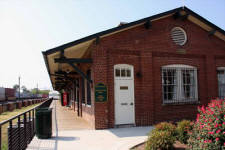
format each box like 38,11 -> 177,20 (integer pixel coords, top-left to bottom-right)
114,64 -> 135,125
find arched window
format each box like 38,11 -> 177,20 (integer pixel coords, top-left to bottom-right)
114,64 -> 133,79
161,64 -> 198,104
217,67 -> 225,99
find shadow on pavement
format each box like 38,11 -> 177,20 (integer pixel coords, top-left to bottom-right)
50,136 -> 80,141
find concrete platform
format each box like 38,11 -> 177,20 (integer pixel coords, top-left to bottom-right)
53,100 -> 92,131
27,100 -> 153,150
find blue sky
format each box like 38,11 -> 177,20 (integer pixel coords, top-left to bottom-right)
0,0 -> 224,90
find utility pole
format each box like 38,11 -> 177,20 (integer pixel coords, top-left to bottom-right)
19,76 -> 21,100
36,83 -> 38,97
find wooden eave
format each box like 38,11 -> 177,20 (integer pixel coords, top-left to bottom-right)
42,6 -> 225,90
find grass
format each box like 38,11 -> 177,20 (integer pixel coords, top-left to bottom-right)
0,104 -> 40,150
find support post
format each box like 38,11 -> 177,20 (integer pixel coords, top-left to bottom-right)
0,125 -> 2,150
68,62 -> 92,83
19,76 -> 21,100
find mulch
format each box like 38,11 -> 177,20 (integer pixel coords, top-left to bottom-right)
131,141 -> 188,150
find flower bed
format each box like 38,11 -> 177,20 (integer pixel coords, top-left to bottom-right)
131,141 -> 188,150
188,99 -> 225,149
136,99 -> 225,150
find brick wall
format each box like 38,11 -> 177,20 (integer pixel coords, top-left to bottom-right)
68,77 -> 96,129
90,15 -> 225,129
92,44 -> 109,129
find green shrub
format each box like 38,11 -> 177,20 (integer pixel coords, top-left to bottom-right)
145,130 -> 176,150
145,122 -> 176,150
154,122 -> 176,135
176,120 -> 193,144
188,99 -> 225,149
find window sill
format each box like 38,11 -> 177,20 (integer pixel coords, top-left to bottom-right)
162,100 -> 200,106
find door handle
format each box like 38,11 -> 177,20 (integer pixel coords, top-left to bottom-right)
130,102 -> 133,105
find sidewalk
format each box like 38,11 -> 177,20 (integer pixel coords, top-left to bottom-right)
53,100 -> 92,131
27,100 -> 153,150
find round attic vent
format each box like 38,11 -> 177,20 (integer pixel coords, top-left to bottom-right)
171,27 -> 187,46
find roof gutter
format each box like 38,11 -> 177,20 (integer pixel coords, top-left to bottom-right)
44,7 -> 183,55
43,6 -> 225,56
42,6 -> 225,90
184,7 -> 225,35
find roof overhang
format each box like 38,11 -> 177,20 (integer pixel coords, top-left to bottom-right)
43,39 -> 94,90
43,6 -> 225,90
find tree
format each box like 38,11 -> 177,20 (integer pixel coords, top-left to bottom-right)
39,90 -> 50,94
13,84 -> 19,91
30,88 -> 50,95
31,88 -> 38,94
21,85 -> 30,93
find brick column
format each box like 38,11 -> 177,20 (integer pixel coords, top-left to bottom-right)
205,55 -> 217,100
93,44 -> 109,129
139,51 -> 154,125
79,78 -> 83,117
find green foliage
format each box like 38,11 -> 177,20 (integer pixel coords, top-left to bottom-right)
13,84 -> 19,91
176,120 -> 193,144
39,90 -> 50,94
31,88 -> 49,94
146,130 -> 176,150
31,88 -> 38,94
21,85 -> 30,93
155,122 -> 176,136
188,99 -> 225,149
145,122 -> 176,150
2,142 -> 8,150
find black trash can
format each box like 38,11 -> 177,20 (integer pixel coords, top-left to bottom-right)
35,107 -> 52,139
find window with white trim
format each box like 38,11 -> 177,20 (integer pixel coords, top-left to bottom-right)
114,64 -> 133,79
217,67 -> 225,99
161,64 -> 198,104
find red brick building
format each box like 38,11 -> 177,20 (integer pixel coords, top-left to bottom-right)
43,7 -> 225,129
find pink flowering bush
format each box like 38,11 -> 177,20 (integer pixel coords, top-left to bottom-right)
188,99 -> 225,149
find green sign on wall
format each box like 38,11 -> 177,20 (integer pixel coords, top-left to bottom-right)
95,83 -> 108,102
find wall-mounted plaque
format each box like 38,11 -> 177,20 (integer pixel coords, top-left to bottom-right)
95,83 -> 108,102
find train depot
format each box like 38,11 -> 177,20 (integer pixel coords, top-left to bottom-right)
43,7 -> 225,129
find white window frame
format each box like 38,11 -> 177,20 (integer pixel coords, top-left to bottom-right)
217,67 -> 225,99
161,64 -> 198,104
114,64 -> 133,80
